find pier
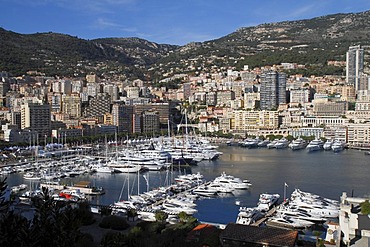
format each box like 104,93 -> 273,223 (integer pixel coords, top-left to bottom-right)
251,200 -> 288,227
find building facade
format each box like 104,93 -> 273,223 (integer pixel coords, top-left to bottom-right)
21,103 -> 51,140
260,71 -> 286,110
346,45 -> 364,91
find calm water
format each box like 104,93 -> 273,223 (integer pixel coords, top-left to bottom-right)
4,145 -> 370,224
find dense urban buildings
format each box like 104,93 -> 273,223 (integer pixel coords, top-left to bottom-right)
0,44 -> 369,147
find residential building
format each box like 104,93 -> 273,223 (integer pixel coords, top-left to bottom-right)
140,110 -> 160,134
232,110 -> 279,133
206,92 -> 217,106
289,88 -> 310,106
112,103 -> 134,134
347,123 -> 370,147
47,92 -> 62,113
346,45 -> 364,92
103,84 -> 119,102
243,92 -> 259,110
21,103 -> 51,140
86,82 -> 101,97
183,83 -> 191,99
134,103 -> 170,128
217,90 -> 235,107
60,79 -> 72,95
126,86 -> 140,98
86,74 -> 99,83
312,101 -> 348,117
339,192 -> 370,246
62,94 -> 82,119
260,71 -> 286,110
83,93 -> 111,123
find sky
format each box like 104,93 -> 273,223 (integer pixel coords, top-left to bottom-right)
1,0 -> 370,45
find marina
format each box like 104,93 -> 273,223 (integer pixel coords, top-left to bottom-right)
1,141 -> 370,228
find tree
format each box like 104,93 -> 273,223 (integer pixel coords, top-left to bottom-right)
155,211 -> 168,223
360,200 -> 370,215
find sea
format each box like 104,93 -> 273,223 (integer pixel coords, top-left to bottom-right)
4,145 -> 370,225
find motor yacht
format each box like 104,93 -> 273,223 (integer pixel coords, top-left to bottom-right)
236,207 -> 264,225
267,216 -> 314,229
192,185 -> 218,197
306,139 -> 324,152
213,172 -> 251,190
323,140 -> 334,151
274,138 -> 290,149
331,140 -> 345,153
289,138 -> 307,150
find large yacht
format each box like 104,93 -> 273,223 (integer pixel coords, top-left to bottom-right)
323,140 -> 334,151
257,193 -> 280,211
266,216 -> 315,229
306,139 -> 324,152
213,172 -> 251,190
289,138 -> 307,150
331,140 -> 346,153
274,138 -> 290,149
236,207 -> 264,225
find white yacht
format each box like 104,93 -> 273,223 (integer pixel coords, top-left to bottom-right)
242,138 -> 260,148
236,207 -> 264,225
274,138 -> 290,149
107,160 -> 142,173
267,216 -> 315,229
276,206 -> 326,222
257,139 -> 270,148
257,193 -> 280,211
95,165 -> 113,173
323,140 -> 334,151
207,182 -> 234,193
306,139 -> 324,152
289,138 -> 307,150
213,172 -> 251,190
192,185 -> 218,197
267,139 -> 278,149
162,202 -> 198,215
331,140 -> 345,153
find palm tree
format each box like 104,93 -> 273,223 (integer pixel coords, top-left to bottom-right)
155,211 -> 168,223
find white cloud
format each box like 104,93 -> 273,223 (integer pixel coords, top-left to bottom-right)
6,0 -> 136,14
91,18 -> 137,33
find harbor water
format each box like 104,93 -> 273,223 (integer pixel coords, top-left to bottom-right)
3,145 -> 370,225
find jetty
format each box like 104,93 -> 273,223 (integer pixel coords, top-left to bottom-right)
251,203 -> 283,226
40,181 -> 105,195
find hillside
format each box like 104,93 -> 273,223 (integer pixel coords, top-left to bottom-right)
156,11 -> 370,76
1,10 -> 370,79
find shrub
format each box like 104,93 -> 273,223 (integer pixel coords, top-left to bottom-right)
99,215 -> 130,230
361,200 -> 370,215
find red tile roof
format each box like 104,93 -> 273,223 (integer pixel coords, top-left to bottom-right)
220,223 -> 298,247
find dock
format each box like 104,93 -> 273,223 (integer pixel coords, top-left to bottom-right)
40,181 -> 105,195
251,200 -> 288,226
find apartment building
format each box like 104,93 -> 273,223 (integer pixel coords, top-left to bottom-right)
21,103 -> 51,140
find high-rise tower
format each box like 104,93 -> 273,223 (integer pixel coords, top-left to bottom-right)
346,45 -> 364,91
260,71 -> 286,110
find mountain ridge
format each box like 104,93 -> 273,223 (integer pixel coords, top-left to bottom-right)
1,10 -> 370,79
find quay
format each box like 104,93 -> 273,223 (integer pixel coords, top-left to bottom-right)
40,181 -> 105,195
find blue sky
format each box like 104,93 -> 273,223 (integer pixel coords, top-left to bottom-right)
1,0 -> 370,45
